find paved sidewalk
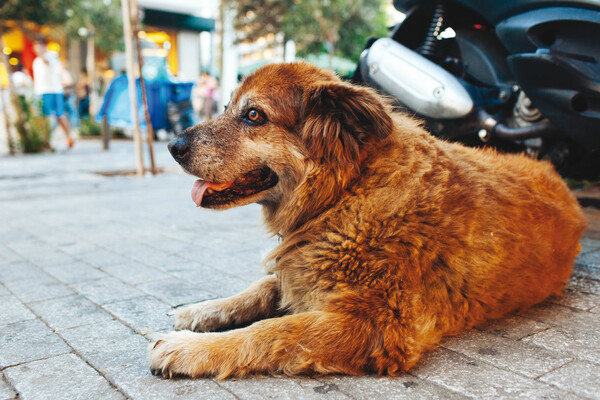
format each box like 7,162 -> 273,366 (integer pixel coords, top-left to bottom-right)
1,139 -> 599,399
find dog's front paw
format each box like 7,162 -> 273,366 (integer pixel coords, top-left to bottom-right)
173,299 -> 229,332
149,331 -> 207,378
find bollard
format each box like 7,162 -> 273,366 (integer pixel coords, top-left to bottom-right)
102,114 -> 110,151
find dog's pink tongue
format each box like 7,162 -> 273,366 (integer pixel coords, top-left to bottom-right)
191,178 -> 236,206
191,180 -> 209,206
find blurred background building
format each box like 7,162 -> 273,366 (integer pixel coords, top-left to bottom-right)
0,0 -> 400,155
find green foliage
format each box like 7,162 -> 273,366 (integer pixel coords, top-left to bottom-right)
14,97 -> 52,153
110,127 -> 126,139
1,0 -> 78,27
227,0 -> 289,44
79,116 -> 101,136
336,3 -> 388,62
80,117 -> 127,139
225,0 -> 388,62
0,0 -> 122,54
564,178 -> 599,190
62,0 -> 124,54
284,0 -> 388,62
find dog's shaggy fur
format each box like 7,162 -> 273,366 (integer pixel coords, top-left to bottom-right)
150,63 -> 586,379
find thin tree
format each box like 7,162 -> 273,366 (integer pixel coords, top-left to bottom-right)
121,0 -> 144,175
131,0 -> 156,175
0,27 -> 17,154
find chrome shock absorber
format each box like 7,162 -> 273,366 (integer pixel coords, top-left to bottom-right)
420,1 -> 446,58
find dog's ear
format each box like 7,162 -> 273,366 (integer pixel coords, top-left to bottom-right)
301,81 -> 393,165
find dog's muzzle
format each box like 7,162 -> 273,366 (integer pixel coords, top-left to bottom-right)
168,136 -> 190,164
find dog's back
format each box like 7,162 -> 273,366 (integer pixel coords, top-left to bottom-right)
441,141 -> 585,315
320,119 -> 585,329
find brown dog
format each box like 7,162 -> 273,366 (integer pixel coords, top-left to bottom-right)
150,62 -> 586,379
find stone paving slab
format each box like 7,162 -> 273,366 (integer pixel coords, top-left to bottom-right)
165,261 -> 253,298
539,360 -> 600,399
0,244 -> 23,264
442,330 -> 573,379
412,348 -> 579,399
1,139 -> 599,399
102,295 -> 174,334
0,319 -> 71,368
3,353 -> 125,400
0,295 -> 36,326
549,287 -> 600,311
218,377 -> 353,400
476,314 -> 551,340
136,277 -> 216,307
317,374 -> 467,399
71,277 -> 147,306
0,261 -> 44,284
42,260 -> 109,284
100,261 -> 172,285
3,274 -> 76,303
28,294 -> 116,331
522,323 -> 600,365
0,374 -> 17,400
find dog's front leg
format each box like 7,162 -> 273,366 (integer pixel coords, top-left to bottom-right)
173,274 -> 279,332
150,311 -> 371,379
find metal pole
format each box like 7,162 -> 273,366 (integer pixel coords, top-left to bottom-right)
121,0 -> 144,176
102,114 -> 109,151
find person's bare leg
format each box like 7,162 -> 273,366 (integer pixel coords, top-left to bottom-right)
57,115 -> 73,147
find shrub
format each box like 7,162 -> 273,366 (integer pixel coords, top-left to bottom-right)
14,97 -> 51,153
80,116 -> 101,136
110,127 -> 127,139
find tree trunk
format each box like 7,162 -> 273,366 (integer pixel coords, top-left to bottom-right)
0,49 -> 15,154
0,23 -> 24,154
86,28 -> 96,118
219,3 -> 238,111
121,0 -> 145,176
131,0 -> 156,175
282,32 -> 287,61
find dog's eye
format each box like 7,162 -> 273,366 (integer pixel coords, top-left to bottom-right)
244,108 -> 265,125
248,110 -> 260,121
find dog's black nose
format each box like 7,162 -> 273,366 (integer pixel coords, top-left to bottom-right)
168,136 -> 190,163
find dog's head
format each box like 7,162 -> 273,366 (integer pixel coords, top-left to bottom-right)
169,63 -> 393,232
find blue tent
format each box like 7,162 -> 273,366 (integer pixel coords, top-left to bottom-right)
96,75 -> 194,131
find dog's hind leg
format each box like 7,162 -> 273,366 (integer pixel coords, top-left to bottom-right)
150,311 -> 377,379
173,274 -> 279,332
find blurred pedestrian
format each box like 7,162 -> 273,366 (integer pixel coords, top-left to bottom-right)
32,38 -> 74,148
197,72 -> 218,121
76,69 -> 90,118
61,65 -> 78,127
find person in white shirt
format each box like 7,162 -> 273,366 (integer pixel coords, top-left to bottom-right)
11,63 -> 32,98
32,39 -> 73,148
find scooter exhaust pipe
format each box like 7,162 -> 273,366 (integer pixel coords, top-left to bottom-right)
361,38 -> 474,119
478,111 -> 562,142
